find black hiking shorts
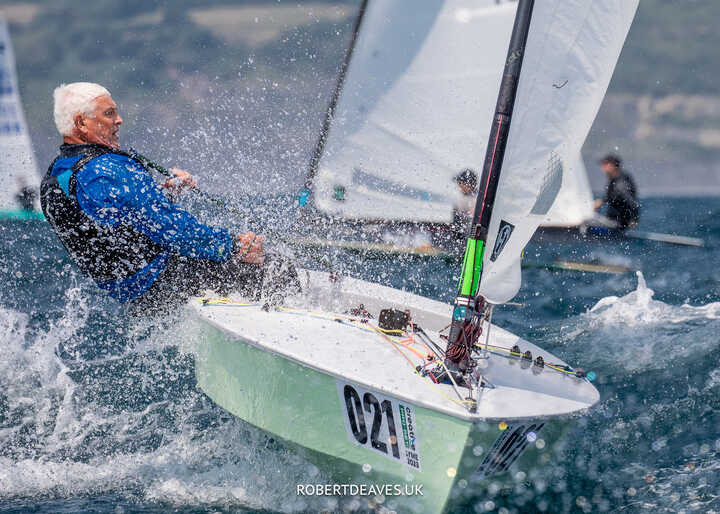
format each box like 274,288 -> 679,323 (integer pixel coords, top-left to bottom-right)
127,255 -> 264,314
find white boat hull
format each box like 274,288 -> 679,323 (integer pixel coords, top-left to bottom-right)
189,270 -> 599,512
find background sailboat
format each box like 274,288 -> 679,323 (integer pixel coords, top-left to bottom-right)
307,1 -> 514,225
298,0 -> 701,253
0,17 -> 42,220
301,1 -> 593,244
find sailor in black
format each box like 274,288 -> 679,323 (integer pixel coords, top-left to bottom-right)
14,178 -> 37,211
594,154 -> 639,229
452,168 -> 478,232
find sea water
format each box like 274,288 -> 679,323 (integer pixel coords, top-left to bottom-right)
0,197 -> 718,513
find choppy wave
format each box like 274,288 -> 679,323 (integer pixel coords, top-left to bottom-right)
2,197 -> 719,513
529,271 -> 720,514
618,446 -> 720,513
589,272 -> 720,325
0,293 -> 331,513
553,272 -> 720,374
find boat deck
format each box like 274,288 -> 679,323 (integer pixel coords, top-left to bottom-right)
191,270 -> 599,421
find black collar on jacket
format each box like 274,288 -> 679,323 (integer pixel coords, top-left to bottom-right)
59,143 -> 119,158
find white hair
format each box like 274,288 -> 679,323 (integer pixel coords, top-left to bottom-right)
53,82 -> 111,136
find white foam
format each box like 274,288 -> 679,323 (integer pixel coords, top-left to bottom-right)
618,451 -> 720,512
588,272 -> 720,326
553,272 -> 720,373
0,420 -> 324,512
0,294 -> 330,513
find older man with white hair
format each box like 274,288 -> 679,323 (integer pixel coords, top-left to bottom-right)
40,82 -> 269,310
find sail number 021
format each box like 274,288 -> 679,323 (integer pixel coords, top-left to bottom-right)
338,382 -> 421,470
344,385 -> 401,458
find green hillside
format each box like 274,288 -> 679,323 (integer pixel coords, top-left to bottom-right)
3,0 -> 720,193
610,0 -> 720,96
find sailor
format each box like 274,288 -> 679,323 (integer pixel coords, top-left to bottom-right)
432,168 -> 478,252
41,82 -> 268,312
452,168 -> 478,233
15,177 -> 37,211
593,153 -> 639,229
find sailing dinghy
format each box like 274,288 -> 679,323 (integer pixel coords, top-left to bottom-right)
294,0 -> 700,255
297,0 -> 518,256
0,18 -> 42,220
190,0 -> 638,511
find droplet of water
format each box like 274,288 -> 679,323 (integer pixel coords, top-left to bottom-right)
362,463 -> 372,473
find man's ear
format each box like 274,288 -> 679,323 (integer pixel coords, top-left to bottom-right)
73,113 -> 87,134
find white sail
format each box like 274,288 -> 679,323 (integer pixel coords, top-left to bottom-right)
0,18 -> 40,213
312,1 -> 517,224
477,0 -> 639,304
544,151 -> 594,227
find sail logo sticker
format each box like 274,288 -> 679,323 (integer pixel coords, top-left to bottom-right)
337,381 -> 422,470
530,152 -> 563,215
490,220 -> 514,261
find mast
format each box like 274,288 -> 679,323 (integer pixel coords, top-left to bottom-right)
299,0 -> 370,208
446,0 -> 535,365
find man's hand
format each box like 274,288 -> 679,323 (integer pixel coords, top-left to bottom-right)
593,198 -> 604,211
162,168 -> 197,194
235,232 -> 265,265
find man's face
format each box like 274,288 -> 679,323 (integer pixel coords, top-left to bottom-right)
459,183 -> 474,195
82,94 -> 122,149
601,162 -> 619,178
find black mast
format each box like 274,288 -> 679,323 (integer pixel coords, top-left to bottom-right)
446,0 -> 535,367
299,0 -> 370,207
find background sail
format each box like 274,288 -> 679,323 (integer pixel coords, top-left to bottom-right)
312,1 -> 517,224
0,18 -> 40,212
545,151 -> 594,227
478,0 -> 639,304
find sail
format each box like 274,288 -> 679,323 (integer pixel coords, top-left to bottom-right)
477,0 -> 639,304
544,151 -> 594,227
311,1 -> 518,224
0,18 -> 40,213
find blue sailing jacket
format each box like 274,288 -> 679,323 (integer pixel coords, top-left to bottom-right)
41,144 -> 234,302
